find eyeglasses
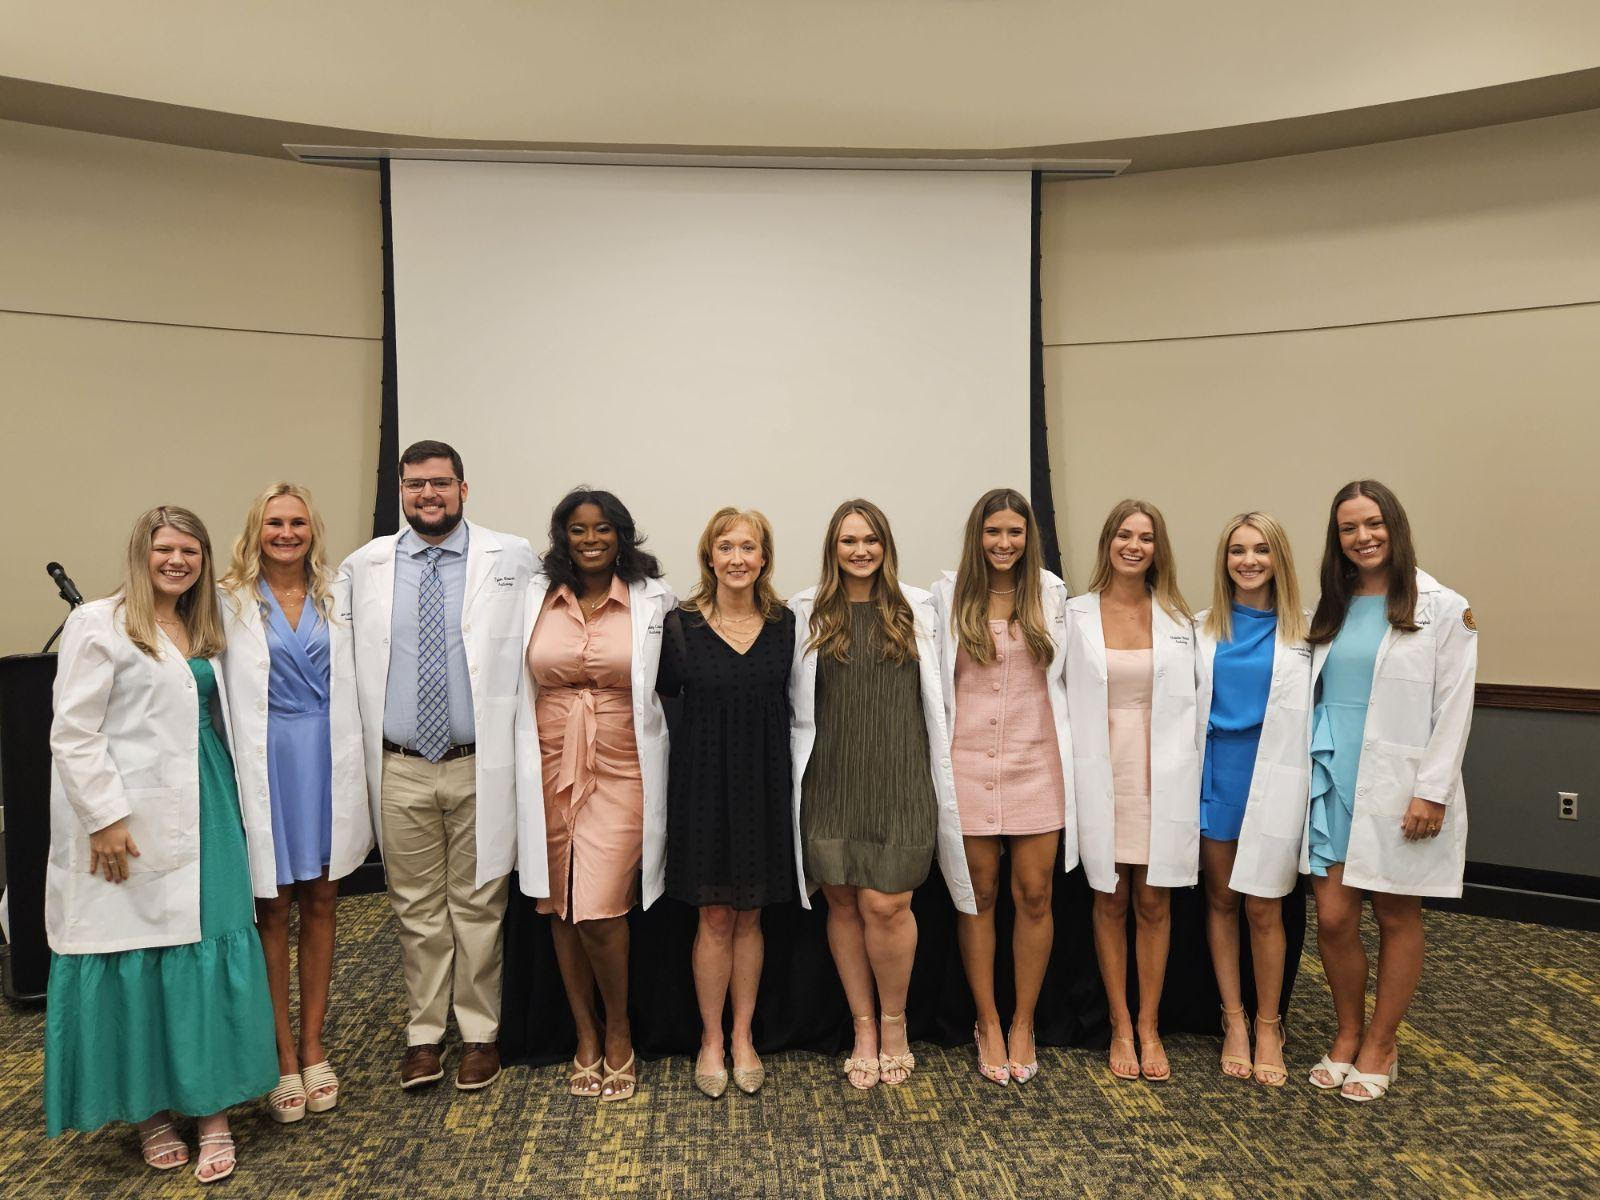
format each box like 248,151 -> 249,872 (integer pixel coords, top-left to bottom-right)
400,477 -> 460,494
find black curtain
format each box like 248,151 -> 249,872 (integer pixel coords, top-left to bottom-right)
374,159 -> 400,539
1028,171 -> 1063,580
500,860 -> 1306,1063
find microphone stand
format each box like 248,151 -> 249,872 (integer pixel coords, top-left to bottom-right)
42,582 -> 82,654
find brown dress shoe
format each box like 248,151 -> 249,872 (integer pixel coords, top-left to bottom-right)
456,1042 -> 502,1091
400,1043 -> 444,1089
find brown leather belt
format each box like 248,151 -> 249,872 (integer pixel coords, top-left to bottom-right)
383,739 -> 476,762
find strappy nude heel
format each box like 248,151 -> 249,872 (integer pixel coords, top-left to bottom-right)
267,1073 -> 307,1123
1252,1015 -> 1288,1088
194,1131 -> 236,1184
301,1060 -> 340,1113
599,1052 -> 637,1102
1108,1035 -> 1140,1080
1219,1006 -> 1253,1081
1139,1033 -> 1171,1082
843,1015 -> 879,1090
569,1056 -> 603,1097
138,1118 -> 189,1170
878,1012 -> 915,1086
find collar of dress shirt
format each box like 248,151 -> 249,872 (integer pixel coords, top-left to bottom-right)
398,520 -> 469,559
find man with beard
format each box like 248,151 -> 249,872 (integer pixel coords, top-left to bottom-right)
338,439 -> 538,1091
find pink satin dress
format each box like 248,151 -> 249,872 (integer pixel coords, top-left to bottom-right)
1107,648 -> 1153,866
527,577 -> 643,921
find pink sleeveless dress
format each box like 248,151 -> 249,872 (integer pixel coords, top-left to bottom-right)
1107,648 -> 1153,865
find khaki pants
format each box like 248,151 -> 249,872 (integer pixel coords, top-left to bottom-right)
380,752 -> 509,1045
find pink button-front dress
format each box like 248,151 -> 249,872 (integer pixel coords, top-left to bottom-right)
951,620 -> 1066,836
527,577 -> 644,922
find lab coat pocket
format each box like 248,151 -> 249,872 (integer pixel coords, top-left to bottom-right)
1265,764 -> 1310,839
1380,632 -> 1435,684
1370,741 -> 1423,813
120,788 -> 184,873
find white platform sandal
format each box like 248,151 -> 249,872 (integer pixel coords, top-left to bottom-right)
1341,1058 -> 1399,1103
267,1072 -> 307,1123
301,1060 -> 340,1113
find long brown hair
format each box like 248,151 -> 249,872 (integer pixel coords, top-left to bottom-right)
1203,511 -> 1307,644
807,499 -> 918,664
219,482 -> 336,620
682,507 -> 785,622
953,488 -> 1052,667
119,505 -> 225,659
1308,479 -> 1420,644
1086,498 -> 1191,622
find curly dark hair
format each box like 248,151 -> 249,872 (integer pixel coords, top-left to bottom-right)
541,486 -> 663,597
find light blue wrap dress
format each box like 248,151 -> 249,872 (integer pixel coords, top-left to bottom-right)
261,583 -> 334,886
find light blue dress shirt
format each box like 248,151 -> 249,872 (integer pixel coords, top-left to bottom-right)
383,522 -> 476,749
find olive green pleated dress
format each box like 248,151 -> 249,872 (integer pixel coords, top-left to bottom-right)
44,658 -> 278,1136
801,603 -> 937,892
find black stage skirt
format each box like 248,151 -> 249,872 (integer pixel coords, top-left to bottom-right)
499,854 -> 1306,1064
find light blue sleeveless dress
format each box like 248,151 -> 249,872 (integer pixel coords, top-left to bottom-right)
1200,603 -> 1277,842
44,659 -> 278,1134
261,583 -> 334,885
1307,596 -> 1388,874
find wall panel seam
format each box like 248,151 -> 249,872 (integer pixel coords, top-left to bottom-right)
0,306 -> 381,342
1045,297 -> 1600,348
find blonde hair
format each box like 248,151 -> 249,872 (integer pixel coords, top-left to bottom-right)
683,507 -> 785,622
219,483 -> 335,620
953,488 -> 1052,667
1087,498 -> 1192,622
807,499 -> 918,665
1203,512 -> 1307,644
119,506 -> 225,659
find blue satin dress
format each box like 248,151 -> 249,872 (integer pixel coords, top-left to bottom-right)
1201,603 -> 1277,842
261,583 -> 334,885
1307,596 -> 1388,874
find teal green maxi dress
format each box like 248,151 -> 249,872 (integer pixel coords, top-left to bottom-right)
44,658 -> 278,1135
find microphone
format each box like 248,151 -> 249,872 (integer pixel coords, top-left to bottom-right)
46,562 -> 84,608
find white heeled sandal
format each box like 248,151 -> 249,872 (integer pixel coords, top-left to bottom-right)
1308,1054 -> 1355,1090
1341,1058 -> 1399,1103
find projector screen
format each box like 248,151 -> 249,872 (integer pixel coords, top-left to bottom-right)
390,160 -> 1033,594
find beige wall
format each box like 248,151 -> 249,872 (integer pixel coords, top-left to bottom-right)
0,119 -> 382,656
1041,111 -> 1600,687
5,2 -> 1600,149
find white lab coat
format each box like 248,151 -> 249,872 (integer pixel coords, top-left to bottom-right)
512,572 -> 674,906
1304,569 -> 1476,897
929,570 -> 1078,873
788,585 -> 978,915
1194,609 -> 1313,898
46,598 -> 257,954
218,582 -> 372,894
1066,592 -> 1201,893
338,521 -> 537,889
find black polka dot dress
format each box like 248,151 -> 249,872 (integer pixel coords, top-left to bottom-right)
659,606 -> 798,910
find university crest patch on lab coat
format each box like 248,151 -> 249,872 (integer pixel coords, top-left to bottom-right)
1461,608 -> 1477,632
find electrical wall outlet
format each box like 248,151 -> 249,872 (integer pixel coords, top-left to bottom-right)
1558,792 -> 1578,821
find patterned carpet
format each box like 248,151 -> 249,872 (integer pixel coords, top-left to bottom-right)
1,896 -> 1596,1199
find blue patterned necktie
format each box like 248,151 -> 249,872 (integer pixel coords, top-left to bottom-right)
415,546 -> 450,762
